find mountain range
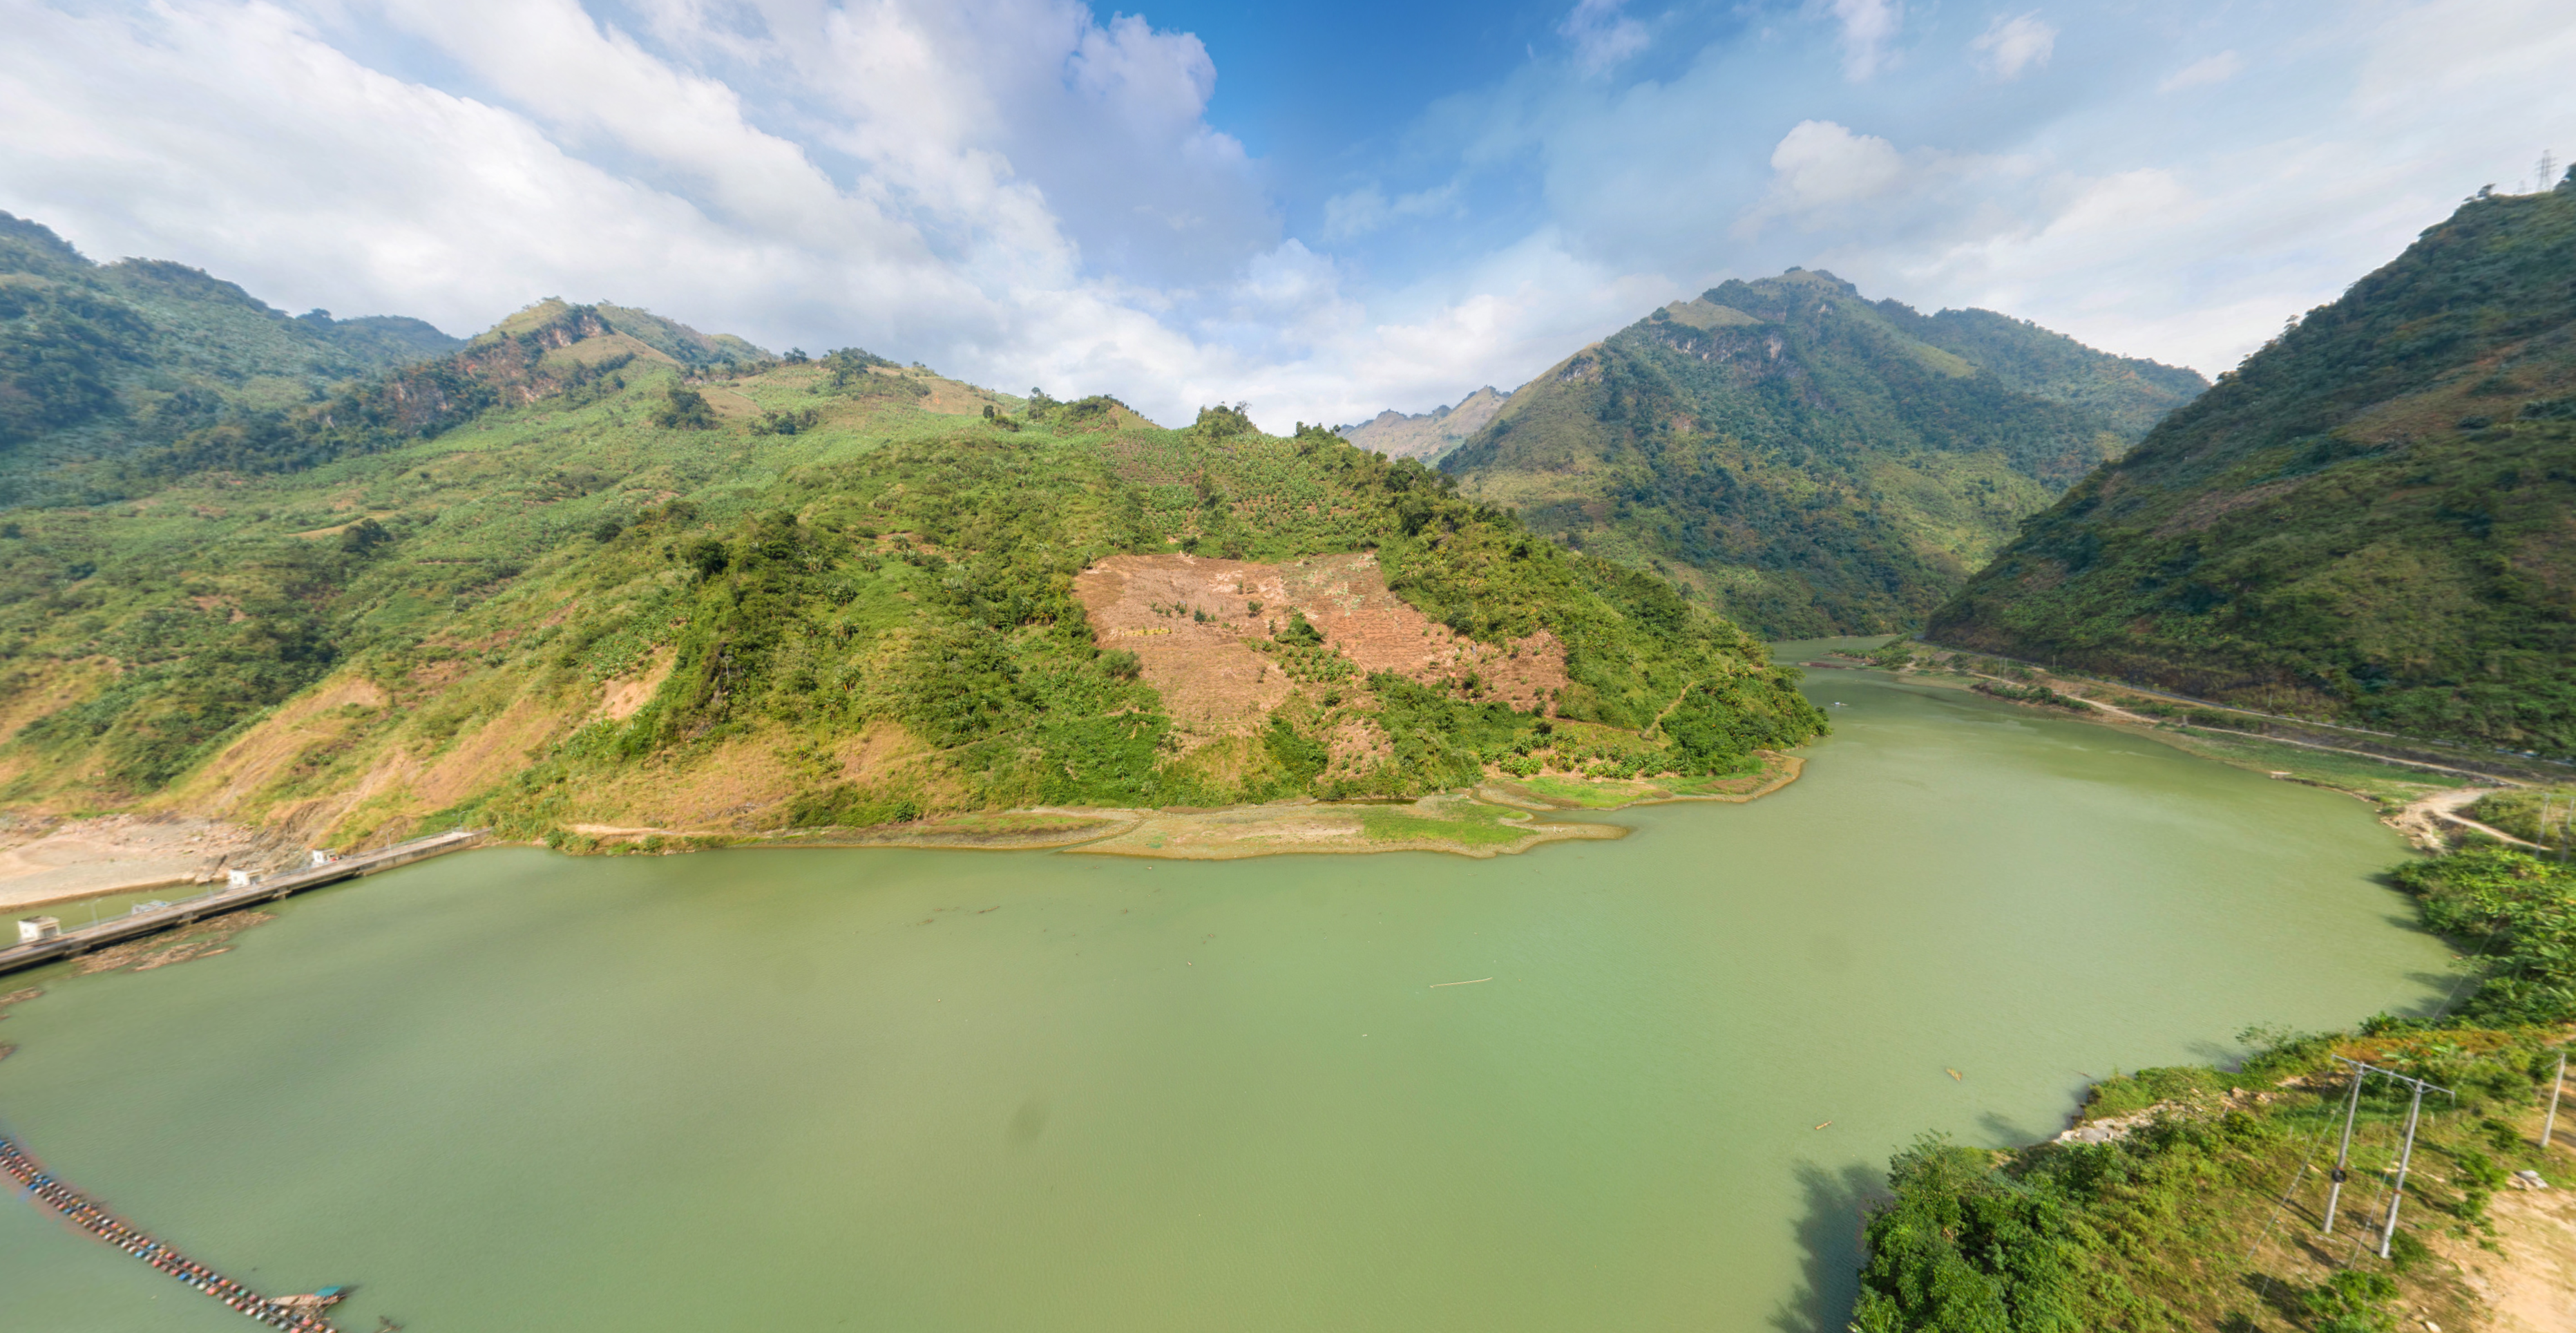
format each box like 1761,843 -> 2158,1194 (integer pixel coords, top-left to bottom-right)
1348,272 -> 2207,638
0,225 -> 1824,842
1336,386 -> 1506,462
0,213 -> 459,504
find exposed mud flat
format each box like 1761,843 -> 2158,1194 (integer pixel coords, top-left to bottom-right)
0,813 -> 292,911
72,909 -> 276,974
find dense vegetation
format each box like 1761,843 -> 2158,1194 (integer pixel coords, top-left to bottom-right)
0,305 -> 1820,843
0,212 -> 457,503
1438,271 -> 2204,637
1931,174 -> 2576,758
1853,839 -> 2576,1332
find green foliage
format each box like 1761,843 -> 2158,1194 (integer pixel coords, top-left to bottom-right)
1849,1135 -> 2086,1333
1442,270 -> 2205,636
0,285 -> 1822,824
654,385 -> 717,430
2391,844 -> 2576,1025
1973,680 -> 2089,710
749,407 -> 820,436
2302,1270 -> 2399,1333
2465,786 -> 2576,847
1934,185 -> 2576,757
0,211 -> 459,497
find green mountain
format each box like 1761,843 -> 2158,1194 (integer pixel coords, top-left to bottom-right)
1930,176 -> 2576,757
0,299 -> 1822,846
1438,271 -> 2207,637
0,213 -> 460,500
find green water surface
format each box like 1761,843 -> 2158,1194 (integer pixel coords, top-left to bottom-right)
0,657 -> 2461,1330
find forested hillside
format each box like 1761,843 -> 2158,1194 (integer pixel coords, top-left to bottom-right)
1438,272 -> 2205,637
0,308 -> 1822,847
1931,174 -> 2576,758
0,213 -> 458,504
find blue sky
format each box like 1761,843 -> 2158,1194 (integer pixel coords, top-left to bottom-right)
3,1 -> 2572,428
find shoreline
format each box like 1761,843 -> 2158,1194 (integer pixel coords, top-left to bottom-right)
1817,649 -> 2517,846
1,754 -> 1806,906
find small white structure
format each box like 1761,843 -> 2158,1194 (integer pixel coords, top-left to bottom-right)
308,849 -> 339,868
227,869 -> 254,889
17,916 -> 60,945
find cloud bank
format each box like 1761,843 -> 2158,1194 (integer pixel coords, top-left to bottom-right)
1,0 -> 2570,430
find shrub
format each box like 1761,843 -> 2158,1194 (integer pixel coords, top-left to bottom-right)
655,386 -> 717,429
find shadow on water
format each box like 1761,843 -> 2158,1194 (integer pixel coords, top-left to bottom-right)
1768,1160 -> 1887,1333
1976,1110 -> 2057,1146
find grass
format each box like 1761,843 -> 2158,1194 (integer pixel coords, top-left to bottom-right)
1510,774 -> 1655,807
2146,726 -> 2472,806
1357,800 -> 1538,846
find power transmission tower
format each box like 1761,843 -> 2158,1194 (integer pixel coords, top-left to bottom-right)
2546,1050 -> 2568,1153
2322,1056 -> 2368,1236
2376,1069 -> 2454,1260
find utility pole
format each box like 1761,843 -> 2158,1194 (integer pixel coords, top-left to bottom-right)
2545,1050 -> 2568,1153
2378,1070 -> 2454,1260
2322,1056 -> 2368,1236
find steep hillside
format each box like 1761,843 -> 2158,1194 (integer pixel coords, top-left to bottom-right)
0,312 -> 1823,847
1339,386 -> 1506,462
1439,272 -> 2206,636
1930,176 -> 2576,757
0,213 -> 459,500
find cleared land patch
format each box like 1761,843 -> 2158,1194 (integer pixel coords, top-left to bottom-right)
1072,551 -> 1570,737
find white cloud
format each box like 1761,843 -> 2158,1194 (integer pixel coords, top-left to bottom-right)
1559,0 -> 1648,75
2159,50 -> 2243,93
1970,12 -> 2056,81
1738,120 -> 1914,233
5,0 -> 2576,433
1828,0 -> 1902,81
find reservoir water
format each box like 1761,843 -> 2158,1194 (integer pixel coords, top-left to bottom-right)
0,655 -> 2461,1331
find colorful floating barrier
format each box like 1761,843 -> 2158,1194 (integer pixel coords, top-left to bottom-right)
1,1133 -> 344,1331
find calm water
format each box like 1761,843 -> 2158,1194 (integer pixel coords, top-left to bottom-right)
0,654 -> 2459,1331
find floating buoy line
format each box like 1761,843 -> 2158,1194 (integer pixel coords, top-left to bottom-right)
1,1132 -> 351,1330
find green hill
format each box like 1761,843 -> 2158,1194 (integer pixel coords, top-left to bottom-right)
1438,272 -> 2206,637
0,213 -> 461,502
0,305 -> 1823,846
1929,175 -> 2576,758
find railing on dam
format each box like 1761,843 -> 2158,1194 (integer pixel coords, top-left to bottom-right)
0,829 -> 485,979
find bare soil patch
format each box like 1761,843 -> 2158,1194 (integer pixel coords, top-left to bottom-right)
598,647 -> 675,721
1072,552 -> 1569,737
0,814 -> 285,911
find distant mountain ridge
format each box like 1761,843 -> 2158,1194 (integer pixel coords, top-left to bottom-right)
1338,386 -> 1506,462
1931,176 -> 2576,756
1434,270 -> 2206,637
0,213 -> 459,498
0,213 -> 779,506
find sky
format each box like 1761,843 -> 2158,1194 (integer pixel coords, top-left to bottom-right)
3,1 -> 2573,431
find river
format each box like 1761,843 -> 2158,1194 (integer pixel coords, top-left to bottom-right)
0,647 -> 2462,1331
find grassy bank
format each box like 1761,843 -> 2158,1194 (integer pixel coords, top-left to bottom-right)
1853,843 -> 2576,1332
